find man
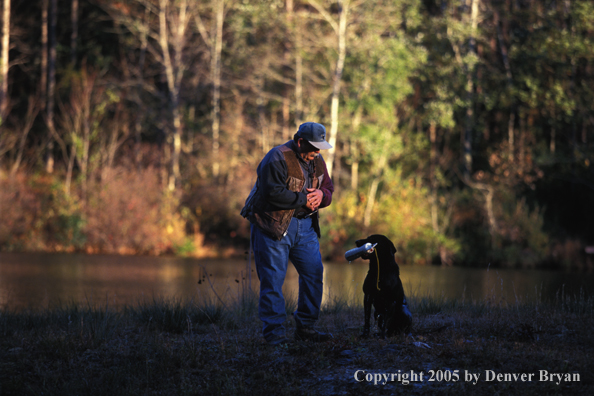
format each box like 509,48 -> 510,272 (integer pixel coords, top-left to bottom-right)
241,122 -> 334,345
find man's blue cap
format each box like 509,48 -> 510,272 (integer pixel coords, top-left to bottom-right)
296,122 -> 333,150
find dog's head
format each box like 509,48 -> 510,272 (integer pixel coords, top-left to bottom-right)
355,234 -> 397,260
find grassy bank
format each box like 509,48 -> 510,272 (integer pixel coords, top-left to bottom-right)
1,291 -> 593,395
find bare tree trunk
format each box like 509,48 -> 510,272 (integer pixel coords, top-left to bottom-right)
194,1 -> 225,178
257,79 -> 269,154
211,0 -> 224,181
429,122 -> 452,265
496,14 -> 515,161
71,0 -> 78,66
519,111 -> 526,168
282,95 -> 290,141
161,137 -> 171,189
508,112 -> 515,160
1,0 -> 10,119
82,124 -> 90,199
39,0 -> 49,125
550,124 -> 556,154
451,0 -> 497,247
351,160 -> 359,190
106,104 -> 124,169
484,187 -> 497,246
41,0 -> 48,109
294,24 -> 303,127
80,76 -> 91,200
462,0 -> 479,179
364,176 -> 380,229
65,142 -> 76,195
347,78 -> 369,193
363,128 -> 389,228
158,0 -> 187,190
461,176 -> 498,247
307,0 -> 350,178
10,96 -> 40,176
46,0 -> 58,174
429,122 -> 439,233
282,0 -> 293,142
327,0 -> 349,178
227,93 -> 244,183
135,7 -> 149,171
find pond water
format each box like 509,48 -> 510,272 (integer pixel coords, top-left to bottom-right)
1,252 -> 592,311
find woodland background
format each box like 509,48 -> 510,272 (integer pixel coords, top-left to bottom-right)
0,0 -> 593,269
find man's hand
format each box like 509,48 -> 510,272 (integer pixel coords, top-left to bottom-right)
306,188 -> 323,211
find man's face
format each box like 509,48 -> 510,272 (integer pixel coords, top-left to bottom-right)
298,139 -> 320,161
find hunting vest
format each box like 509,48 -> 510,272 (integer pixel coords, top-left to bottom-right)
241,142 -> 326,240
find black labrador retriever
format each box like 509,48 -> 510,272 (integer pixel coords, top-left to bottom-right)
356,234 -> 412,338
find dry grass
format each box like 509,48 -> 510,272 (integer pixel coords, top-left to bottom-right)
1,289 -> 593,395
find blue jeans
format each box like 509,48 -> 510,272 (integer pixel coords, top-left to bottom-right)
251,217 -> 324,341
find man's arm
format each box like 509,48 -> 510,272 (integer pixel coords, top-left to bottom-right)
258,150 -> 308,209
316,155 -> 334,209
306,155 -> 334,210
317,164 -> 333,209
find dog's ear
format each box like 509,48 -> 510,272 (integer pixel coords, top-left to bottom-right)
371,234 -> 397,255
387,238 -> 397,255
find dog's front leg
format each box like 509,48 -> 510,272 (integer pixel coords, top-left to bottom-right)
361,294 -> 372,338
377,314 -> 386,339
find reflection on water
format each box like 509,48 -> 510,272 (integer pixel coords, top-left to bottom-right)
1,252 -> 592,311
